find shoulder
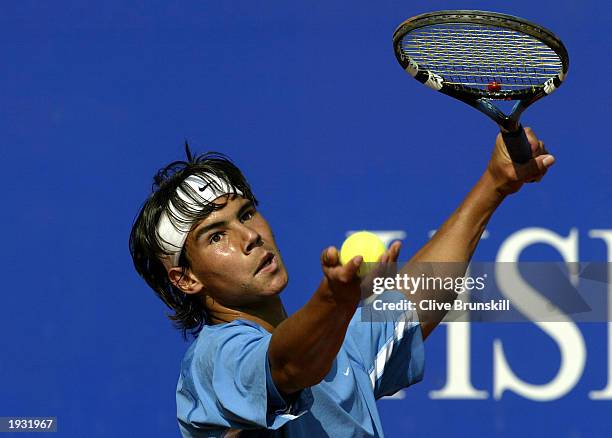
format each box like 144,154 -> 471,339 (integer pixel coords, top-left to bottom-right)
182,319 -> 271,372
176,320 -> 296,431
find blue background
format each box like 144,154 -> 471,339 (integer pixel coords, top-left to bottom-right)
1,1 -> 610,436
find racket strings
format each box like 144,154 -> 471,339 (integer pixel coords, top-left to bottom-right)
399,23 -> 563,90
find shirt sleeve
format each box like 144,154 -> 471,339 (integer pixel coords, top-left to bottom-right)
176,321 -> 313,433
348,290 -> 425,399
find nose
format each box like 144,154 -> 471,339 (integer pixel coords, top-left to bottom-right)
240,223 -> 263,254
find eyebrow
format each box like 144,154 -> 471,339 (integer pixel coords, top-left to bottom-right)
193,200 -> 255,243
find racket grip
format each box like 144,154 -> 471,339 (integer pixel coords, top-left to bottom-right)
501,126 -> 532,164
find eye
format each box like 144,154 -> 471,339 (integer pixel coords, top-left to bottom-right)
209,232 -> 225,244
240,209 -> 255,222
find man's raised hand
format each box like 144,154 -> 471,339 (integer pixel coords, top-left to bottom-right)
487,127 -> 556,196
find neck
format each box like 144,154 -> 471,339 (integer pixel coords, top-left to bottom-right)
204,295 -> 287,333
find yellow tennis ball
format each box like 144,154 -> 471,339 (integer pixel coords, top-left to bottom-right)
340,231 -> 387,277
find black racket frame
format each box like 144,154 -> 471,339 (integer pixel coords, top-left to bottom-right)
393,10 -> 569,163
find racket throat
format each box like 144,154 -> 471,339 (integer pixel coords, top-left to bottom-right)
475,99 -> 532,163
473,99 -> 526,132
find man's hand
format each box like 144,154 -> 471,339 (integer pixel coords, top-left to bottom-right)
320,242 -> 403,305
486,127 -> 556,196
320,247 -> 363,307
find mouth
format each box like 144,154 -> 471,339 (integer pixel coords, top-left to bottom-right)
255,252 -> 277,275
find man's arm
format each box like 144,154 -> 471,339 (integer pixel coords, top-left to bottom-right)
268,249 -> 366,394
268,128 -> 555,394
401,128 -> 555,339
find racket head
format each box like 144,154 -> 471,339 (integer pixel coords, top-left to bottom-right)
392,10 -> 569,102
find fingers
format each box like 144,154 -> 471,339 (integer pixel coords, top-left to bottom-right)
332,255 -> 362,283
524,127 -> 549,157
323,240 -> 403,285
524,127 -> 542,156
377,241 -> 402,263
520,127 -> 555,183
321,246 -> 339,267
523,154 -> 555,183
364,241 -> 402,284
533,154 -> 555,181
321,246 -> 362,282
388,241 -> 402,262
344,255 -> 363,279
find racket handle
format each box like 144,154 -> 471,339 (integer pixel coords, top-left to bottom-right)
501,126 -> 532,164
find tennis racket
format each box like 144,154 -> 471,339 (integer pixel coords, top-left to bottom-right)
393,10 -> 569,163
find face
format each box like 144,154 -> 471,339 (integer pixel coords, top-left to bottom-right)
180,195 -> 288,308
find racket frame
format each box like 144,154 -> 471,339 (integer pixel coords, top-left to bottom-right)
393,10 -> 569,163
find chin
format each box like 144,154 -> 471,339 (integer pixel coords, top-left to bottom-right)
265,271 -> 289,295
262,288 -> 284,298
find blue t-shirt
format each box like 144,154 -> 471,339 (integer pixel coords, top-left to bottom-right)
176,291 -> 424,437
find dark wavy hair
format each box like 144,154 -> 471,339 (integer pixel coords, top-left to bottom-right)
129,144 -> 258,338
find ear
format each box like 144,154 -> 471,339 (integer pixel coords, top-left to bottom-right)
167,267 -> 204,295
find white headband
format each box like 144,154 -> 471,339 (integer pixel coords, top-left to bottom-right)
156,173 -> 243,267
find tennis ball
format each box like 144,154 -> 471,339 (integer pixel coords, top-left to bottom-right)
340,231 -> 387,277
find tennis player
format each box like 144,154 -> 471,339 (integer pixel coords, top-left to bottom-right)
129,130 -> 554,437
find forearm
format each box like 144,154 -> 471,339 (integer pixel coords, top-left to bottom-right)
413,170 -> 504,261
268,278 -> 358,394
402,170 -> 505,337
